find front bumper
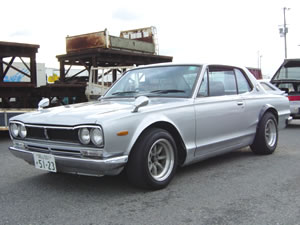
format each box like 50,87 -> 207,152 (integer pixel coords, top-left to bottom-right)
9,146 -> 128,176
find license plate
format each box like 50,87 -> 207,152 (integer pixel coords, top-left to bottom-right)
33,153 -> 57,172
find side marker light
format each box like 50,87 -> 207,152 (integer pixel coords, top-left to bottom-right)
117,131 -> 129,136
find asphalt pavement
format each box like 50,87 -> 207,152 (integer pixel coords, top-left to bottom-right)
0,121 -> 300,225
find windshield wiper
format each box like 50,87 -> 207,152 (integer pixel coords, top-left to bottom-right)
150,89 -> 186,94
111,91 -> 137,96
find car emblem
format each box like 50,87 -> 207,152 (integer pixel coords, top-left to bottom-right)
44,128 -> 49,140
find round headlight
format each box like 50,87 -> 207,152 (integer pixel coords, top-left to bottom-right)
91,128 -> 103,146
10,123 -> 19,138
19,124 -> 27,138
78,128 -> 90,145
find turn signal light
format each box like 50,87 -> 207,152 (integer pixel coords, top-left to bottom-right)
117,131 -> 129,136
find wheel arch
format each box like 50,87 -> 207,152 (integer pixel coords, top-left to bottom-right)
259,104 -> 278,124
129,121 -> 187,166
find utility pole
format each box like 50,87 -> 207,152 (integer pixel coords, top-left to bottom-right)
279,7 -> 290,59
283,7 -> 288,59
257,51 -> 262,69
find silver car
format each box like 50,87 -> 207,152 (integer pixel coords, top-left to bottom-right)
8,64 -> 290,190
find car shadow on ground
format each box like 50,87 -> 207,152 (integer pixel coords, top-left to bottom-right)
17,147 -> 257,194
176,147 -> 257,176
20,169 -> 140,194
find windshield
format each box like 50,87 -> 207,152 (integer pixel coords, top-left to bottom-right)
273,65 -> 300,81
104,65 -> 201,98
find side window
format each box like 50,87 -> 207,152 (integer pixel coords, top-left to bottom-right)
198,67 -> 250,97
198,70 -> 208,97
208,69 -> 237,96
234,69 -> 252,94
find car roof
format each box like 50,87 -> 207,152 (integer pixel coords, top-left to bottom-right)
133,62 -> 248,70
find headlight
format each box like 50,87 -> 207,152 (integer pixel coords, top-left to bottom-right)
91,128 -> 103,146
78,128 -> 90,145
19,124 -> 27,138
9,123 -> 19,138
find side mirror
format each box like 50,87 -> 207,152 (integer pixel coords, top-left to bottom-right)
132,96 -> 149,113
38,98 -> 50,110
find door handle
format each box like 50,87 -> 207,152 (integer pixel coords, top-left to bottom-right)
237,102 -> 244,106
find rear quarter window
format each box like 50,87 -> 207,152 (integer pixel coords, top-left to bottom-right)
234,69 -> 252,94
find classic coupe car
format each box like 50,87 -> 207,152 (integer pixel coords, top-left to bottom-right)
8,64 -> 290,189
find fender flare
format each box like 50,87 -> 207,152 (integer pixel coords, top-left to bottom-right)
125,115 -> 186,157
258,104 -> 278,124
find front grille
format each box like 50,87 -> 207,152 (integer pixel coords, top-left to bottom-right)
12,124 -> 103,159
26,126 -> 79,144
27,127 -> 45,139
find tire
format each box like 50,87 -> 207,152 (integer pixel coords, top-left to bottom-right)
126,128 -> 178,190
250,112 -> 278,155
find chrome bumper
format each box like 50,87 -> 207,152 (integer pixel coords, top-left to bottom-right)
9,146 -> 128,176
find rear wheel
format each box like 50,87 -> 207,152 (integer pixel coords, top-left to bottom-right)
251,112 -> 278,155
126,128 -> 177,190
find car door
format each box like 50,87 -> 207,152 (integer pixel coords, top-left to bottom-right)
194,65 -> 249,157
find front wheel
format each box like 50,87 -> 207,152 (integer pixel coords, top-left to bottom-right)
126,128 -> 178,190
250,112 -> 278,155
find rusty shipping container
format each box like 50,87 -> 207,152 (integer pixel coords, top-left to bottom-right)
66,28 -> 156,54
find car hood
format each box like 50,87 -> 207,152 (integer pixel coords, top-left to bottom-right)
11,100 -> 133,126
11,98 -> 191,126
